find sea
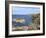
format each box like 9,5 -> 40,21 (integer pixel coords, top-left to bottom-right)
12,15 -> 32,26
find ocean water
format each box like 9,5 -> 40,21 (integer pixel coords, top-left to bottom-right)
12,15 -> 32,26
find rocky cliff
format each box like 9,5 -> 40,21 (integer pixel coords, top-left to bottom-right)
31,13 -> 40,30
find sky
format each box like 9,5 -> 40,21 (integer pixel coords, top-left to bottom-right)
12,6 -> 40,15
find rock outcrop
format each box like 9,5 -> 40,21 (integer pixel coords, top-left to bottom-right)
31,13 -> 40,30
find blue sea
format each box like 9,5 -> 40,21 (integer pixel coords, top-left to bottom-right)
12,15 -> 32,26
